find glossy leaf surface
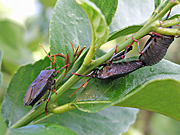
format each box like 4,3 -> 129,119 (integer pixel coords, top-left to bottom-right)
38,107 -> 138,135
108,25 -> 143,41
50,0 -> 91,67
76,0 -> 109,48
90,0 -> 118,26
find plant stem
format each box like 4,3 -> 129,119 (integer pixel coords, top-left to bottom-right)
141,0 -> 179,30
10,104 -> 45,128
161,17 -> 180,27
153,27 -> 180,35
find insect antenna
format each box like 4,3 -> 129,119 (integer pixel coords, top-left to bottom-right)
39,43 -> 56,70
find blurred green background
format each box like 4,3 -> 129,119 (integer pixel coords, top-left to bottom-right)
0,0 -> 180,135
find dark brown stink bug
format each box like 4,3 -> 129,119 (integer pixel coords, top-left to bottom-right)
23,43 -> 68,115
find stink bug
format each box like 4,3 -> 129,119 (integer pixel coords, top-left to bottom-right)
95,60 -> 143,79
23,43 -> 68,115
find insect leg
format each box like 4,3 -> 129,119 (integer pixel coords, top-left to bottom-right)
111,36 -> 141,62
39,43 -> 56,69
140,38 -> 154,54
71,69 -> 95,77
124,38 -> 136,56
109,45 -> 133,62
50,53 -> 66,71
69,76 -> 93,97
69,70 -> 97,97
108,45 -> 119,63
55,64 -> 70,75
52,79 -> 57,94
45,89 -> 52,115
32,101 -> 43,111
131,37 -> 142,54
165,9 -> 171,20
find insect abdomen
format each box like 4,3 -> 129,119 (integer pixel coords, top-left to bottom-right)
140,35 -> 174,66
97,61 -> 143,79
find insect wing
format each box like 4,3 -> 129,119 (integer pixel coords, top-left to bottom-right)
23,76 -> 43,106
23,84 -> 33,106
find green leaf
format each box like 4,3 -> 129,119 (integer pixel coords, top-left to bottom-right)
90,0 -> 118,26
155,0 -> 170,11
116,79 -> 180,120
0,50 -> 2,87
110,0 -> 154,33
9,123 -> 78,135
108,25 -> 143,41
37,107 -> 138,135
0,50 -> 3,104
50,0 -> 91,67
73,59 -> 180,121
0,112 -> 7,135
154,0 -> 161,9
1,57 -> 50,127
40,0 -> 57,8
76,0 -> 109,48
168,14 -> 180,20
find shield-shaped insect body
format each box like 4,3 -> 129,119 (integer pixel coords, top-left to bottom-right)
23,69 -> 55,107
